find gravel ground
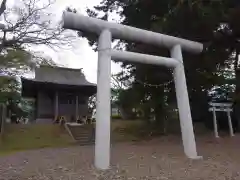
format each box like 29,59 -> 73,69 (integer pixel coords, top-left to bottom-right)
1,134 -> 240,180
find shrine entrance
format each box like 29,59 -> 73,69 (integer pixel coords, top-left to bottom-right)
62,11 -> 203,170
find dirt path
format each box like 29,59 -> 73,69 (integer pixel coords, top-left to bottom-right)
0,135 -> 240,180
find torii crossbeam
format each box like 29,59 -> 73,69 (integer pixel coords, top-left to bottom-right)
62,11 -> 203,170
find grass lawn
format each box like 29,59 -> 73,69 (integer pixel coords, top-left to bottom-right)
0,120 -> 145,156
0,124 -> 74,156
111,119 -> 146,142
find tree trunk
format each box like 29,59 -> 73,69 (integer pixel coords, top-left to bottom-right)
143,105 -> 151,122
233,49 -> 240,131
154,103 -> 166,135
0,0 -> 7,17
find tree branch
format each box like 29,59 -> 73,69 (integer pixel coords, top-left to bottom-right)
0,0 -> 76,51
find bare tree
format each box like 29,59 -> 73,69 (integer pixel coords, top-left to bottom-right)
0,0 -> 75,51
0,0 -> 76,76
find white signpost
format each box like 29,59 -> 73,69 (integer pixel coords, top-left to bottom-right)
62,12 -> 203,170
209,102 -> 234,138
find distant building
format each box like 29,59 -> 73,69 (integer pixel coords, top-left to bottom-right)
21,66 -> 97,123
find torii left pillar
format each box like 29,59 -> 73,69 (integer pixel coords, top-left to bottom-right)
95,29 -> 112,169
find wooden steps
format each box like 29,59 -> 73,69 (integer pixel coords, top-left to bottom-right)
65,123 -> 95,145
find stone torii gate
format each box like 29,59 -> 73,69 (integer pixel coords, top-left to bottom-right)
62,11 -> 203,170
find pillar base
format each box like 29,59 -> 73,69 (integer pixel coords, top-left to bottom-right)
188,155 -> 203,160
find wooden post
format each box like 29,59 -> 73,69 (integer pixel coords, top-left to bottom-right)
76,95 -> 78,121
212,107 -> 219,138
0,104 -> 6,142
227,110 -> 234,137
54,92 -> 58,121
36,92 -> 39,121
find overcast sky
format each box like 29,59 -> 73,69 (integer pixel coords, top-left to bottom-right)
43,0 -> 122,83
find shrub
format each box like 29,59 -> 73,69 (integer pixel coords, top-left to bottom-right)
111,114 -> 122,119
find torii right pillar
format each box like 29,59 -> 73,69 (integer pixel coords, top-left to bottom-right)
171,45 -> 200,159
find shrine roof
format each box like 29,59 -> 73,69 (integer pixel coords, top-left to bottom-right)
21,66 -> 97,97
22,65 -> 96,87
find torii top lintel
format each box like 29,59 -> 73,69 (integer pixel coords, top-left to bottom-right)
62,11 -> 203,54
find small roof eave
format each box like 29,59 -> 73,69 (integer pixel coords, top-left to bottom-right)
21,77 -> 97,98
21,77 -> 97,87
